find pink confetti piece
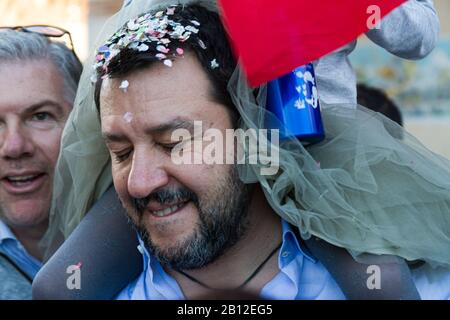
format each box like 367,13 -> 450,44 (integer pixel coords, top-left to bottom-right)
155,53 -> 167,60
176,48 -> 184,55
123,112 -> 133,123
166,7 -> 176,15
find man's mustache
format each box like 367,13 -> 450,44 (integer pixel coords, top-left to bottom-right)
0,159 -> 49,172
131,187 -> 199,215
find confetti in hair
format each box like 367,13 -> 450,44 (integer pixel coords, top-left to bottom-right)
92,5 -> 209,83
210,58 -> 219,69
164,59 -> 173,67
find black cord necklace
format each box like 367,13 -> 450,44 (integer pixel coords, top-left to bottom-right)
176,241 -> 282,290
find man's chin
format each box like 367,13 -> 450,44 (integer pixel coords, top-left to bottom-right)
0,201 -> 49,228
139,225 -> 195,255
138,228 -> 214,270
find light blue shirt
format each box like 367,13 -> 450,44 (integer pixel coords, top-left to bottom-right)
0,219 -> 42,279
117,220 -> 450,300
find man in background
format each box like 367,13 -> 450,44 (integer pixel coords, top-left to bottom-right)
0,28 -> 82,299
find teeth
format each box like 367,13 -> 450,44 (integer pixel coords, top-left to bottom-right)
7,175 -> 38,182
152,204 -> 183,217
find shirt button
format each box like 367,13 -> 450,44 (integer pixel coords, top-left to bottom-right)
282,251 -> 290,258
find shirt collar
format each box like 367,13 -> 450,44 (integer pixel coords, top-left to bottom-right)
136,218 -> 317,272
136,236 -> 185,299
0,219 -> 18,244
279,219 -> 317,268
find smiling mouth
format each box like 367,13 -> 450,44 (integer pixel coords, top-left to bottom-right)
150,200 -> 189,218
1,173 -> 47,194
5,174 -> 45,186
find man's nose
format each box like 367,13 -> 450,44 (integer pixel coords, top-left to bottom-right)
127,150 -> 169,199
0,124 -> 34,159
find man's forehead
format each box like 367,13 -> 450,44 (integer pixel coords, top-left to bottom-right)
0,60 -> 66,112
99,52 -> 217,116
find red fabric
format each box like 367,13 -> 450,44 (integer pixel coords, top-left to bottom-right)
219,0 -> 406,87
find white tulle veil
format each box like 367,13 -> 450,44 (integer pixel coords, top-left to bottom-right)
43,0 -> 450,268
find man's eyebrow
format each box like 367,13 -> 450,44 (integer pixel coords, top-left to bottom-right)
146,118 -> 195,135
24,100 -> 64,115
102,118 -> 195,144
102,132 -> 127,144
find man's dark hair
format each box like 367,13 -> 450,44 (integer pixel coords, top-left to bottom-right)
94,5 -> 237,121
357,84 -> 403,127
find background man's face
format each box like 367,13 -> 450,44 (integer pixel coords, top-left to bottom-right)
0,60 -> 71,229
100,53 -> 251,269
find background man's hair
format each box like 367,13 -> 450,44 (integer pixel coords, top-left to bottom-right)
357,84 -> 403,127
0,29 -> 83,106
94,4 -> 238,122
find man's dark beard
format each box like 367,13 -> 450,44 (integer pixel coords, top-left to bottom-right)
129,166 -> 252,270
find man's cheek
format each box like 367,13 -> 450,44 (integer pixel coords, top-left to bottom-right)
33,129 -> 64,163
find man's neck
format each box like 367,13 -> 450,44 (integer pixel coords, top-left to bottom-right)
169,186 -> 282,298
10,220 -> 48,262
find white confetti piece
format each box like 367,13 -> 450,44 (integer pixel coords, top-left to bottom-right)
119,80 -> 129,92
137,43 -> 149,52
185,26 -> 199,34
210,59 -> 219,69
164,59 -> 173,67
127,20 -> 140,31
198,39 -> 207,49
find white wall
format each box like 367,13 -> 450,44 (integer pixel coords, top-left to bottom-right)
405,118 -> 450,159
